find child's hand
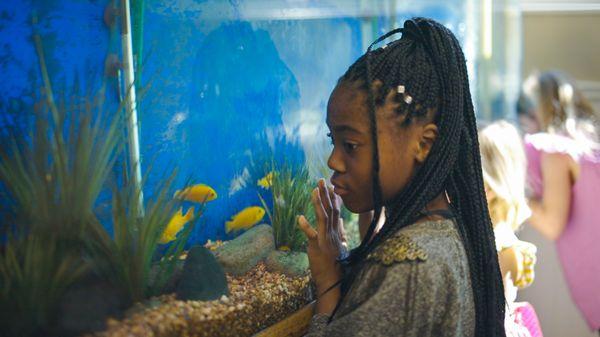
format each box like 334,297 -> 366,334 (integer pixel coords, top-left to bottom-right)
298,178 -> 348,314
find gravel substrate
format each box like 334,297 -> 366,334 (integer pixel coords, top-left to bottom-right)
90,263 -> 311,337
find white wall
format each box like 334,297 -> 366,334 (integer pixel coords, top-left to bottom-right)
521,2 -> 600,109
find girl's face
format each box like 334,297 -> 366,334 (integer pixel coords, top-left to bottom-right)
326,83 -> 438,213
518,113 -> 541,135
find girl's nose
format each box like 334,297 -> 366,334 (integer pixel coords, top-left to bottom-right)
327,147 -> 345,173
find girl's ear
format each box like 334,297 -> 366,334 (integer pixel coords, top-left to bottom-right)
416,123 -> 438,163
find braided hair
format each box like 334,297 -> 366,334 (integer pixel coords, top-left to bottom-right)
335,18 -> 506,336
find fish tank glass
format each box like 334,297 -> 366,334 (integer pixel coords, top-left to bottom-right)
0,0 -> 523,245
0,0 -> 521,335
138,0 -> 486,244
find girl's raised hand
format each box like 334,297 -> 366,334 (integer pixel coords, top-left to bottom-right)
298,179 -> 348,313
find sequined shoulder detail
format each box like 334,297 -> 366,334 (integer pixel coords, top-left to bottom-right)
367,233 -> 428,265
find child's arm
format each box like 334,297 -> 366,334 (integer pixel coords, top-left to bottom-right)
498,247 -> 520,283
498,241 -> 537,290
528,152 -> 574,240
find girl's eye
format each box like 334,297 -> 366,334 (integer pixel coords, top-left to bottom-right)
344,142 -> 358,153
327,132 -> 358,153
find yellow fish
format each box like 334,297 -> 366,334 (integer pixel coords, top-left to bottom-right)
278,245 -> 291,252
257,172 -> 274,189
159,207 -> 195,244
174,184 -> 217,203
225,206 -> 265,233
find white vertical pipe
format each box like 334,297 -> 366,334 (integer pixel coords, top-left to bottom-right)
505,0 -> 522,119
482,0 -> 493,59
463,0 -> 479,116
121,0 -> 144,214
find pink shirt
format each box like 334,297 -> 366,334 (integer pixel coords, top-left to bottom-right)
525,133 -> 600,330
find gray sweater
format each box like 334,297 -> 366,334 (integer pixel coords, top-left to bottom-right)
305,219 -> 475,337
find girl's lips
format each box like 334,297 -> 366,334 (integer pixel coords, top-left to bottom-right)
332,184 -> 350,196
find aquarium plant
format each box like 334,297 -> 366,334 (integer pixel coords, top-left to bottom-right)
258,163 -> 314,252
85,172 -> 202,304
0,91 -> 123,335
0,38 -> 201,335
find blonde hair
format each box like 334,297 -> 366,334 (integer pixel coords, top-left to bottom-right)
523,71 -> 599,150
479,121 -> 531,231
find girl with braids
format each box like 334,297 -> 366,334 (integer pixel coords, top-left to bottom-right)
521,71 -> 600,332
297,18 -> 505,337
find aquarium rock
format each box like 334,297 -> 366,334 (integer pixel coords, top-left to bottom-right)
57,276 -> 125,336
265,250 -> 309,277
214,224 -> 274,275
149,259 -> 185,295
176,245 -> 229,301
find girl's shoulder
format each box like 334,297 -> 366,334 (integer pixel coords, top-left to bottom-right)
524,132 -> 583,159
368,219 -> 467,271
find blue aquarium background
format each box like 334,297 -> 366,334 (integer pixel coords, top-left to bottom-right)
0,0 -> 485,245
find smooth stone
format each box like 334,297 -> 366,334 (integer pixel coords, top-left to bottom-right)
214,224 -> 275,276
148,259 -> 185,295
176,245 -> 229,301
265,250 -> 309,277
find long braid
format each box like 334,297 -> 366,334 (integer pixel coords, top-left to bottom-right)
362,32 -> 386,258
335,18 -> 505,336
451,22 -> 505,332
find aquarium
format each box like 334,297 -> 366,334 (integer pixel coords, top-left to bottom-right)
0,0 -> 520,336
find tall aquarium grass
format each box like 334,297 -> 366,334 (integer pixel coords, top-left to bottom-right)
258,163 -> 315,252
0,43 -> 200,336
0,91 -> 122,335
86,170 -> 202,304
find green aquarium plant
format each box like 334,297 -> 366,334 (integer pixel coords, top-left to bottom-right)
0,232 -> 88,336
0,92 -> 123,335
0,27 -> 126,334
258,163 -> 314,252
0,34 -> 200,334
0,83 -> 200,337
85,172 -> 203,304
